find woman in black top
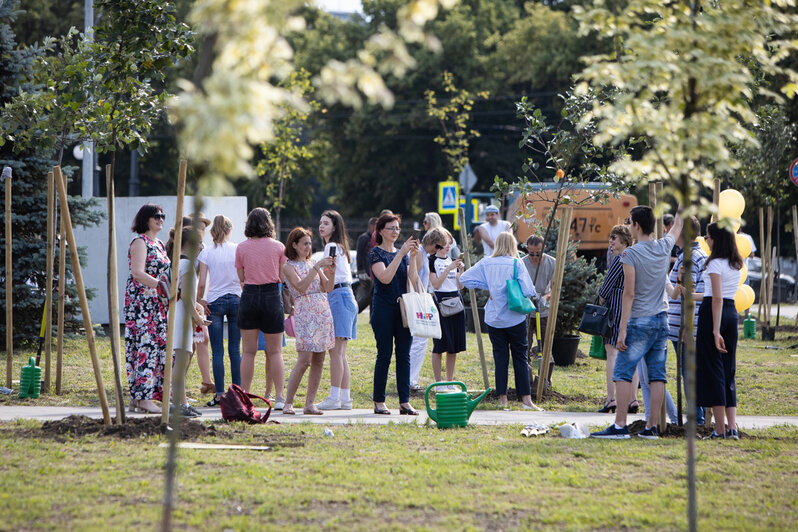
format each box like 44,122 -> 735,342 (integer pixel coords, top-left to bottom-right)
368,213 -> 421,415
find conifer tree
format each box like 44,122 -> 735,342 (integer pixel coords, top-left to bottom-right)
0,0 -> 101,348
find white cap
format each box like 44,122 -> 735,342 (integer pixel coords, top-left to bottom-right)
485,205 -> 500,214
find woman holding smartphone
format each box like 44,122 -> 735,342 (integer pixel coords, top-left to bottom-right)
368,213 -> 421,415
315,210 -> 359,410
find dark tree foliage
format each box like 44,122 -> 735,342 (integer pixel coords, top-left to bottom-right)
290,0 -> 607,219
12,0 -> 83,47
1,0 -> 102,348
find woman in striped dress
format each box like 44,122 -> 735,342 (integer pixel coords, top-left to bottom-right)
597,225 -> 634,413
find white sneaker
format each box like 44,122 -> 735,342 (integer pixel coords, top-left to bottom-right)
316,397 -> 341,410
339,400 -> 353,410
273,398 -> 286,410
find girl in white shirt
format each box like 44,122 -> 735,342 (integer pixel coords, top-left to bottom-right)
696,222 -> 744,439
426,228 -> 465,389
315,210 -> 358,410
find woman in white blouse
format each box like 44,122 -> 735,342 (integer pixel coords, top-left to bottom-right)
695,222 -> 743,439
197,215 -> 242,406
460,232 -> 541,411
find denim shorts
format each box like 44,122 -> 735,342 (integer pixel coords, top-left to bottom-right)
238,283 -> 284,334
613,312 -> 669,383
328,286 -> 358,339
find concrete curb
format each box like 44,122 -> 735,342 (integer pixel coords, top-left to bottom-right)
1,406 -> 796,430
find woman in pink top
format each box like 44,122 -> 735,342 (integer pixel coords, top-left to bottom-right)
235,208 -> 287,408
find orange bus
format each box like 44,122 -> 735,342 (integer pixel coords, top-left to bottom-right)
507,185 -> 638,254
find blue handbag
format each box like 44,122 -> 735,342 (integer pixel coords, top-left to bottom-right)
506,260 -> 535,314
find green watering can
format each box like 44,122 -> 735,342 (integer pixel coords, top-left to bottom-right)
424,381 -> 491,428
18,357 -> 41,399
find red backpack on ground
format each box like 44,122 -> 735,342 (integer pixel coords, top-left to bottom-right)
220,384 -> 274,424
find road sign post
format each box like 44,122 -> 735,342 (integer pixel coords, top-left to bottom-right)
438,181 -> 459,214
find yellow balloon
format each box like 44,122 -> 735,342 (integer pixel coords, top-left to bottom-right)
735,233 -> 752,258
719,189 -> 745,219
738,264 -> 748,286
741,284 -> 755,310
734,286 -> 749,312
696,236 -> 710,255
734,284 -> 755,312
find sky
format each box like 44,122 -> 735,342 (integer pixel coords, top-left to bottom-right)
314,0 -> 364,13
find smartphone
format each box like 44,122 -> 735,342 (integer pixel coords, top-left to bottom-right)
458,253 -> 465,261
413,230 -> 421,241
327,246 -> 337,258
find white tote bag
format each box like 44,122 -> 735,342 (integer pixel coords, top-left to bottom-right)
398,278 -> 442,339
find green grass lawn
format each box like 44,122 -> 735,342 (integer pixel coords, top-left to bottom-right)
2,312 -> 796,416
1,314 -> 797,530
0,421 -> 796,530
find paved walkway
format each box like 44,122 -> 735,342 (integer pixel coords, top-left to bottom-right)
1,406 -> 796,430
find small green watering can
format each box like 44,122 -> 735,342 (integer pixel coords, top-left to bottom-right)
424,381 -> 491,428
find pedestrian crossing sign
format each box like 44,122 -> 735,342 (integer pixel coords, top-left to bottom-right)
438,181 -> 459,214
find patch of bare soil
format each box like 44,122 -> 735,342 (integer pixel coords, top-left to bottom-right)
627,419 -> 750,439
31,415 -> 220,440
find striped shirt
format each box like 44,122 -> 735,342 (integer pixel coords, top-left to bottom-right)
667,242 -> 708,342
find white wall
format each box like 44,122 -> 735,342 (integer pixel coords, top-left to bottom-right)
73,196 -> 249,324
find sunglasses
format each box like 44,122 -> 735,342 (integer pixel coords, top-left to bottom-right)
609,235 -> 618,241
153,213 -> 166,221
434,244 -> 444,250
528,252 -> 540,256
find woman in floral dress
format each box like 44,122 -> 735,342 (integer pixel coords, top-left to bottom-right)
125,204 -> 170,414
281,227 -> 335,415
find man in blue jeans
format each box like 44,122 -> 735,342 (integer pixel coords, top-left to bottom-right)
591,206 -> 682,440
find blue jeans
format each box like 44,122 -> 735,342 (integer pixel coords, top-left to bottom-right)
486,321 -> 531,397
672,340 -> 705,424
370,302 -> 411,404
209,294 -> 242,395
614,312 -> 669,383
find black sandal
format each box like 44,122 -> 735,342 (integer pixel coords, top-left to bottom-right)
206,395 -> 222,407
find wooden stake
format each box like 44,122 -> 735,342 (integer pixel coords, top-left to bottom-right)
56,169 -> 67,395
162,160 -> 187,425
53,166 -> 111,424
767,247 -> 776,328
793,206 -> 798,326
712,178 -> 720,223
765,206 -> 773,325
44,171 -> 55,393
106,165 -> 125,423
652,182 -> 667,431
537,207 -> 573,402
649,182 -> 657,223
458,207 -> 489,391
3,167 -> 12,388
656,182 -> 664,239
756,207 -> 768,323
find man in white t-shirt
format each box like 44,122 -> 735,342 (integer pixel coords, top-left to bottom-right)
477,205 -> 511,256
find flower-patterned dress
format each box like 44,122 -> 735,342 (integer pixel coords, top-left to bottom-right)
286,260 -> 335,353
124,234 -> 170,401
